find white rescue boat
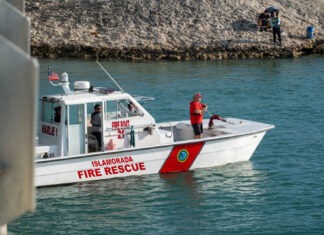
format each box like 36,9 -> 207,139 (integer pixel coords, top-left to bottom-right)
35,64 -> 274,187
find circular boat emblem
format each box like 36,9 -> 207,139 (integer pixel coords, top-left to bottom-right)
177,149 -> 189,163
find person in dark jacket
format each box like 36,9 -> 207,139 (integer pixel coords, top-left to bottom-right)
91,104 -> 102,149
258,11 -> 270,32
54,106 -> 61,123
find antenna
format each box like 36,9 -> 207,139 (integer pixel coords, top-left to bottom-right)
96,61 -> 124,92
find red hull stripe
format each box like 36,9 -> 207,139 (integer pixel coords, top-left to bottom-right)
159,142 -> 205,173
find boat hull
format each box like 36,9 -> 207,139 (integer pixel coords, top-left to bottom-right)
35,130 -> 267,187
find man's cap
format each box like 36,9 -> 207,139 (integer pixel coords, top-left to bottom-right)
193,93 -> 202,99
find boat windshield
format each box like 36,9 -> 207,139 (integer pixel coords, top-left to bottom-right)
104,99 -> 143,120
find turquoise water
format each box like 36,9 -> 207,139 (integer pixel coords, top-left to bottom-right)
9,56 -> 324,234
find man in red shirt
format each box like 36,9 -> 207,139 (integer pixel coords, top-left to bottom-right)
189,93 -> 208,139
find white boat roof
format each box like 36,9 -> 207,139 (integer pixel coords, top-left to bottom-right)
42,89 -> 132,105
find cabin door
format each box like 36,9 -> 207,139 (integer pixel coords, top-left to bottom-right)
67,104 -> 86,155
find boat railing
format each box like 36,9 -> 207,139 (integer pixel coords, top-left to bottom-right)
157,122 -> 173,131
156,122 -> 174,139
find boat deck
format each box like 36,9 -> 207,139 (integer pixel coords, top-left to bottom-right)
165,118 -> 274,142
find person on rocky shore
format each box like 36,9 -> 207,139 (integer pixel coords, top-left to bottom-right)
257,10 -> 270,32
270,11 -> 282,46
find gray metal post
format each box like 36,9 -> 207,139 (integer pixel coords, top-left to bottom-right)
4,0 -> 24,12
0,0 -> 29,53
0,0 -> 36,234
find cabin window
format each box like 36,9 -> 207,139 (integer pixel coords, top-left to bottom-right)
87,103 -> 96,115
104,99 -> 142,120
118,99 -> 142,117
41,101 -> 62,123
104,100 -> 118,120
68,104 -> 84,125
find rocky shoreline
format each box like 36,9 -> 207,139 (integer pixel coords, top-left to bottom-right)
26,0 -> 324,61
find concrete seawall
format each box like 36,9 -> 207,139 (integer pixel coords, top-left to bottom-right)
26,0 -> 324,60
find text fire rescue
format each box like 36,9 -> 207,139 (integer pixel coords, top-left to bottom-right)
77,156 -> 146,179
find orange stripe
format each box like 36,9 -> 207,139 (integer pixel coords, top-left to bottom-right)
159,142 -> 205,173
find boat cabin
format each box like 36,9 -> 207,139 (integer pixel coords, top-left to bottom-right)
36,80 -> 173,159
